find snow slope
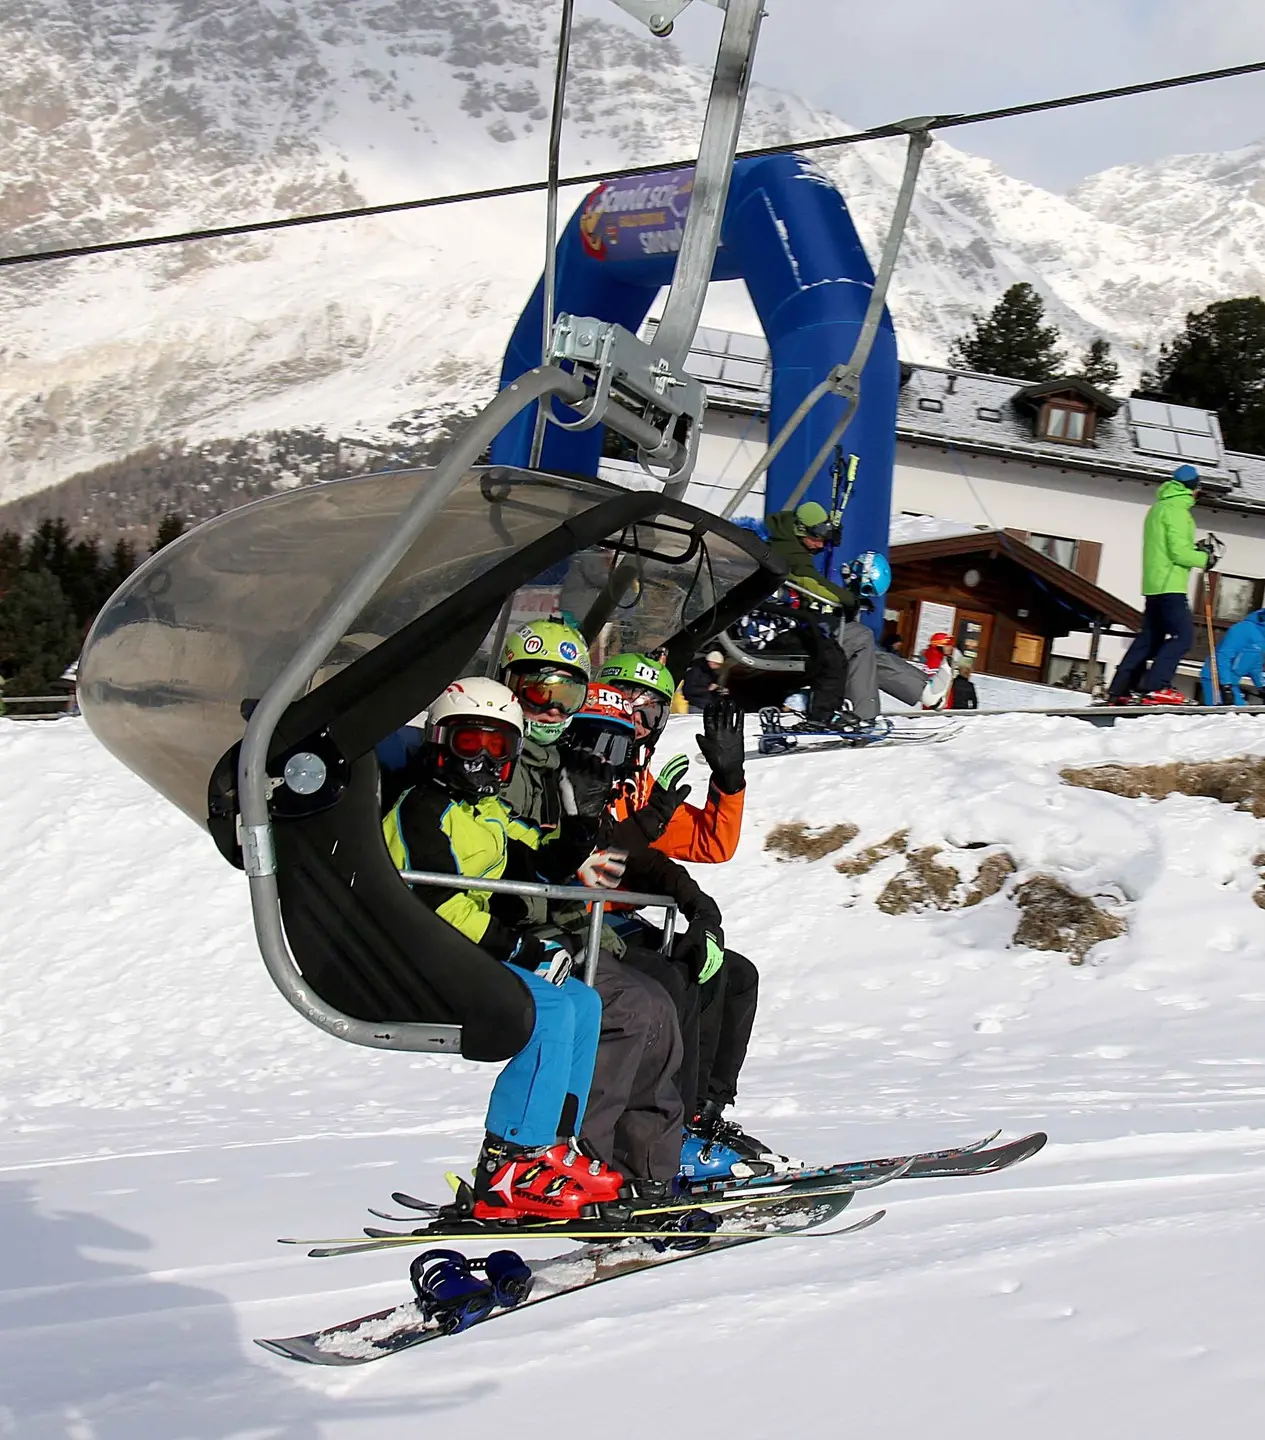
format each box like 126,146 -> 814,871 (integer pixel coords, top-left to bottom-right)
3,711 -> 1265,1436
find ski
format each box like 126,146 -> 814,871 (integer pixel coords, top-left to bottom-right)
258,1192 -> 879,1365
284,1170 -> 901,1257
679,1129 -> 1046,1199
897,703 -> 1264,722
753,707 -> 962,757
378,1129 -> 1040,1222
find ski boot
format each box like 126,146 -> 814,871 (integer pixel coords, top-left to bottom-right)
680,1101 -> 803,1183
409,1248 -> 533,1334
1140,687 -> 1189,706
471,1135 -> 624,1222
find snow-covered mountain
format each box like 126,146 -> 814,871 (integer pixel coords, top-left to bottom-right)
2,0 -> 1264,505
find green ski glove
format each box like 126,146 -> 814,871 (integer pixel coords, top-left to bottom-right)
697,931 -> 725,985
644,752 -> 691,828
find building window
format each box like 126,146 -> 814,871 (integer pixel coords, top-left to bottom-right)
1213,574 -> 1265,624
1039,400 -> 1094,445
1028,532 -> 1078,569
918,397 -> 944,413
976,406 -> 1002,422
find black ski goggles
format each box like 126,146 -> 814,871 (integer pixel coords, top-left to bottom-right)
800,520 -> 839,542
564,718 -> 636,770
608,684 -> 669,737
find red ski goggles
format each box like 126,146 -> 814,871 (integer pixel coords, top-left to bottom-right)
444,722 -> 519,761
504,667 -> 589,717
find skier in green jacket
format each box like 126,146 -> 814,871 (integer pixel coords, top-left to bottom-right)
1107,464 -> 1223,705
762,501 -> 954,725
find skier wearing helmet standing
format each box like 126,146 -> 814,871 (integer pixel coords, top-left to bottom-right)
1106,464 -> 1221,705
383,677 -> 624,1222
589,653 -> 796,1181
496,620 -> 686,1195
762,503 -> 955,727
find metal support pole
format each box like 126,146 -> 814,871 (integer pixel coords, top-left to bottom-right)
529,0 -> 577,470
584,899 -> 606,986
655,0 -> 763,374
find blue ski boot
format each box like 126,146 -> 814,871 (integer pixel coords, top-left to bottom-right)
680,1101 -> 803,1184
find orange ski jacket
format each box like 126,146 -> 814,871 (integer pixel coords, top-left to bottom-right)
609,766 -> 745,865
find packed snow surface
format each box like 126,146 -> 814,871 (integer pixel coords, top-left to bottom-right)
3,711 -> 1265,1436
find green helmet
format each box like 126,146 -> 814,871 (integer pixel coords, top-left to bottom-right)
794,500 -> 830,531
499,619 -> 591,745
597,652 -> 676,700
499,619 -> 591,679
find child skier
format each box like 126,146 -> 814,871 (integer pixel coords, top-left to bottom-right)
495,620 -> 687,1192
761,505 -> 953,727
383,676 -> 625,1222
591,653 -> 795,1179
1200,608 -> 1265,705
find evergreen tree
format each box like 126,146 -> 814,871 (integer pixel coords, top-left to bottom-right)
948,282 -> 1067,383
1076,338 -> 1121,394
0,568 -> 80,696
151,513 -> 187,553
107,538 -> 138,593
1140,297 -> 1265,455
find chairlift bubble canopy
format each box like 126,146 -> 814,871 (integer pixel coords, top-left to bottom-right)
79,465 -> 784,1060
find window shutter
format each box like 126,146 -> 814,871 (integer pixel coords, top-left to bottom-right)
1074,540 -> 1102,583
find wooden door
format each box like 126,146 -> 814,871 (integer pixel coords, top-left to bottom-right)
954,609 -> 993,673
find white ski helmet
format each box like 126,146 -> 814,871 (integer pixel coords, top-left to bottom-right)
424,677 -> 524,735
421,677 -> 525,797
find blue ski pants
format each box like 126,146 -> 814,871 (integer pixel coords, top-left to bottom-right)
485,971 -> 602,1149
1109,593 -> 1193,697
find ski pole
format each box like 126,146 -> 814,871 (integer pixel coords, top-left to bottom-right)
1203,572 -> 1221,702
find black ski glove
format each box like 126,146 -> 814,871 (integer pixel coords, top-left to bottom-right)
559,753 -> 617,821
642,753 -> 692,830
1196,535 -> 1225,571
676,915 -> 725,985
696,697 -> 746,794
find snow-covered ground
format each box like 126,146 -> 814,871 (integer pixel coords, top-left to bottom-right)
3,710 -> 1265,1437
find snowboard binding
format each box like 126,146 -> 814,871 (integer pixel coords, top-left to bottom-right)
409,1248 -> 534,1334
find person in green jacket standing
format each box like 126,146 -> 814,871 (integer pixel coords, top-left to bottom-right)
1107,464 -> 1223,704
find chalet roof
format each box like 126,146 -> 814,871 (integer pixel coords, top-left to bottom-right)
1008,376 -> 1122,416
889,528 -> 1143,632
656,320 -> 1265,517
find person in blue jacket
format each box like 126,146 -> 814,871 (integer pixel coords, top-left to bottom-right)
1201,609 -> 1265,705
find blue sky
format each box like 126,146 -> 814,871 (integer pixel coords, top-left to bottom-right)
617,0 -> 1265,191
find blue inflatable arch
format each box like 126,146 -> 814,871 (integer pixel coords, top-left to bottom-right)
491,153 -> 899,586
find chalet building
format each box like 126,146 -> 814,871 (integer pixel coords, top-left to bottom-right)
606,328 -> 1265,691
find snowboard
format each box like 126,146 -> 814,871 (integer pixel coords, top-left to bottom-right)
257,1190 -> 875,1366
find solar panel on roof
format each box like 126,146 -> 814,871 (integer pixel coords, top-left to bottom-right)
726,332 -> 768,360
1134,425 -> 1182,458
721,357 -> 767,387
685,352 -> 725,381
1176,432 -> 1220,463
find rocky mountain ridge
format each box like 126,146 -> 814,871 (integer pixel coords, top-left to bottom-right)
2,0 -> 1263,505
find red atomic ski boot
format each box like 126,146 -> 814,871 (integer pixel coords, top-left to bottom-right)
1140,687 -> 1189,706
472,1136 -> 624,1222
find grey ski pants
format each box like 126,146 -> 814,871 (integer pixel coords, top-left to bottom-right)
581,954 -> 685,1182
812,620 -> 928,721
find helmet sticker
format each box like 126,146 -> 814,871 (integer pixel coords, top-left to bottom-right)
559,641 -> 579,662
521,632 -> 543,655
634,661 -> 659,682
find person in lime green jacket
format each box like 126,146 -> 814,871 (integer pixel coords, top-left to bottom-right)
1107,464 -> 1221,704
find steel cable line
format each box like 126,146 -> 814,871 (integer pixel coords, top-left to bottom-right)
2,57 -> 1263,271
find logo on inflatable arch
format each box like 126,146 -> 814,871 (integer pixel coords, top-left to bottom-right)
579,168 -> 696,262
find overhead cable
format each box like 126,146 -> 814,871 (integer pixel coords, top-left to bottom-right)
1,57 -> 1262,271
